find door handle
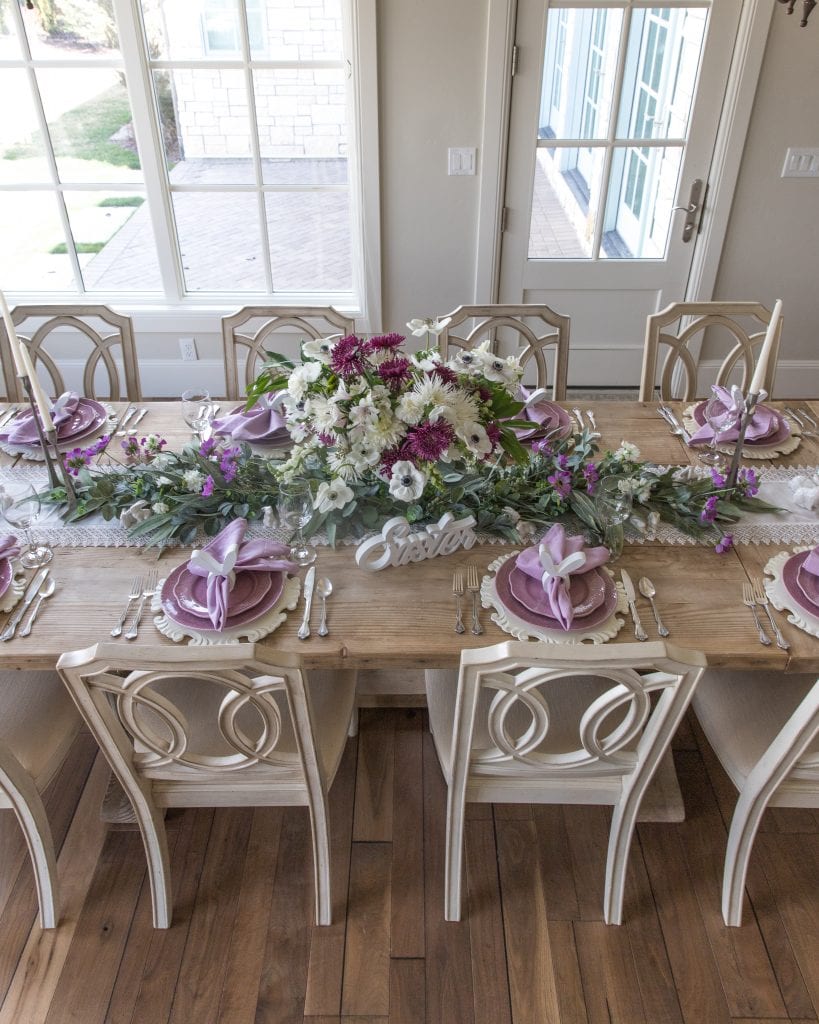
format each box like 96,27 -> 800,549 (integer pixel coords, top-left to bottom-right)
674,178 -> 704,243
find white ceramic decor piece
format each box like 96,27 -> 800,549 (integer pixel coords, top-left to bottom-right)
355,512 -> 477,571
480,551 -> 628,644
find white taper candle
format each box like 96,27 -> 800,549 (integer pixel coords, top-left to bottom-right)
18,343 -> 54,433
0,288 -> 26,377
749,299 -> 782,396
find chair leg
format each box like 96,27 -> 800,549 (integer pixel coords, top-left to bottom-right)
126,791 -> 173,929
0,757 -> 59,929
307,795 -> 332,926
348,706 -> 359,738
444,788 -> 466,922
722,790 -> 768,927
603,801 -> 639,926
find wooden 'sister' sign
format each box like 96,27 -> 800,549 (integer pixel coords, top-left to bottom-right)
355,512 -> 477,571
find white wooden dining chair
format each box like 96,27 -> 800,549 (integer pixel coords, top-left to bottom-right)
692,669 -> 819,926
0,304 -> 140,403
0,670 -> 82,928
425,640 -> 706,924
436,304 -> 571,400
56,643 -> 356,929
221,306 -> 355,399
639,301 -> 782,402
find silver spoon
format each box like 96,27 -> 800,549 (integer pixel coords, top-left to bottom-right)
19,577 -> 56,638
637,576 -> 669,637
316,577 -> 333,637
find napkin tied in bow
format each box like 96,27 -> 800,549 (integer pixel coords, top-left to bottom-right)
802,545 -> 819,579
211,393 -> 287,442
3,391 -> 81,444
515,524 -> 609,629
186,517 -> 298,630
688,385 -> 780,446
517,386 -> 565,435
0,536 -> 21,562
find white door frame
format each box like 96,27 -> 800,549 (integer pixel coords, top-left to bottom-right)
474,0 -> 775,308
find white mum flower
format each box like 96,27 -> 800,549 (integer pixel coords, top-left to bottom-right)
182,469 -> 204,492
412,377 -> 455,409
458,421 -> 493,457
367,416 -> 406,450
305,395 -> 343,433
328,451 -> 359,482
612,441 -> 641,462
389,460 -> 427,502
438,389 -> 481,431
301,334 -> 340,363
152,501 -> 169,514
314,478 -> 354,513
395,392 -> 425,425
287,361 -> 322,401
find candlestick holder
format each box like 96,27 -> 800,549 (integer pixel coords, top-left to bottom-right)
18,375 -> 78,512
726,389 -> 766,488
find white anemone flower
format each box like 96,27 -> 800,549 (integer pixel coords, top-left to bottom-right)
406,316 -> 451,339
479,350 -> 524,386
350,439 -> 382,472
287,361 -> 322,401
301,334 -> 340,363
458,421 -> 493,457
328,452 -> 359,482
448,348 -> 483,375
349,395 -> 379,429
314,478 -> 354,513
389,460 -> 427,502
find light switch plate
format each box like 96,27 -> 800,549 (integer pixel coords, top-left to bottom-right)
781,147 -> 819,178
448,147 -> 476,175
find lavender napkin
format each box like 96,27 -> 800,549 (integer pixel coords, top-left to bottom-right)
515,524 -> 610,630
211,394 -> 287,442
802,546 -> 819,578
688,385 -> 780,446
0,536 -> 21,561
186,517 -> 298,630
3,391 -> 81,445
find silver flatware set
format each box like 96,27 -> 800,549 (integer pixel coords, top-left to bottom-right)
1,567 -> 56,641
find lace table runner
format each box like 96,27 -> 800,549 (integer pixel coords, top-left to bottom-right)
1,463 -> 817,549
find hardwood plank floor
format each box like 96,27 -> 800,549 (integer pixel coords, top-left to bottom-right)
0,708 -> 816,1024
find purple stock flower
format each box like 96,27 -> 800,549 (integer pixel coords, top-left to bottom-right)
219,446 -> 241,483
710,467 -> 727,488
738,467 -> 759,496
532,438 -> 553,457
715,533 -> 734,554
700,495 -> 719,524
199,437 -> 217,457
63,447 -> 90,476
406,419 -> 454,461
547,469 -> 572,499
201,474 -> 215,497
583,462 -> 599,494
121,435 -> 141,458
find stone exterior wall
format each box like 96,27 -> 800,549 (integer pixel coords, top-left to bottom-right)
165,0 -> 347,161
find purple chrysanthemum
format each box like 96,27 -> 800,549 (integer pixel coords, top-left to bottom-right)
329,334 -> 367,377
379,443 -> 412,479
365,332 -> 405,353
406,419 -> 454,461
377,355 -> 412,392
431,365 -> 458,387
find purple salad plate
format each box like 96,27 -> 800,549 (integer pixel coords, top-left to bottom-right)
161,563 -> 285,632
1,398 -> 107,447
494,557 -> 617,632
507,563 -> 607,618
778,549 -> 819,616
172,567 -> 274,618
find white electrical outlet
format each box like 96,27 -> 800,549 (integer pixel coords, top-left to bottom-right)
179,337 -> 198,362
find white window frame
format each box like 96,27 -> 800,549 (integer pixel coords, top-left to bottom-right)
2,0 -> 382,333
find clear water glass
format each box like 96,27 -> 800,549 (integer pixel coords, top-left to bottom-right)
278,480 -> 317,566
698,396 -> 734,466
594,476 -> 632,551
1,483 -> 53,569
181,387 -> 216,439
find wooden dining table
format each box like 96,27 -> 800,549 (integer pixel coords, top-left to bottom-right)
0,399 -> 817,678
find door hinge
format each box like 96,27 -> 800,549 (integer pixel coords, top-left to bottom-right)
501,206 -> 509,232
511,44 -> 519,77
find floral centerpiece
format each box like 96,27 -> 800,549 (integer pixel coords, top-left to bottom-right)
42,331 -> 777,553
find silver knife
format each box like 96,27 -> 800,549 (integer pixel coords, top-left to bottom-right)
660,407 -> 692,444
620,570 -> 648,641
1,568 -> 50,642
297,566 -> 316,640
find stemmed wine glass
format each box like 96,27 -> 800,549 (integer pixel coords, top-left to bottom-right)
1,483 -> 52,569
594,476 -> 633,552
181,388 -> 216,441
698,396 -> 735,466
277,480 -> 317,566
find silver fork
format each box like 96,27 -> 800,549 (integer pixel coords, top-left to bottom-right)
572,407 -> 586,432
452,569 -> 466,634
111,574 -> 143,638
115,406 -> 138,436
742,582 -> 771,646
466,563 -> 483,635
785,407 -> 818,438
124,571 -> 157,641
752,578 -> 789,650
129,407 -> 149,431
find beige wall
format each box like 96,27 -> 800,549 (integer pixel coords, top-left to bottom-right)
714,8 -> 819,366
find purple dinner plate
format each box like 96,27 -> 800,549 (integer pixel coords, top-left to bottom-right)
515,399 -> 573,441
691,401 -> 790,447
172,567 -> 273,618
507,564 -> 607,618
0,559 -> 11,600
779,550 -> 819,617
494,557 -> 617,632
161,562 -> 285,632
1,398 -> 107,447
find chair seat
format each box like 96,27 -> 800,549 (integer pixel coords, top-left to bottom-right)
0,671 -> 80,793
693,670 -> 819,789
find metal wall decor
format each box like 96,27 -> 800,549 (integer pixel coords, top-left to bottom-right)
778,0 -> 817,27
